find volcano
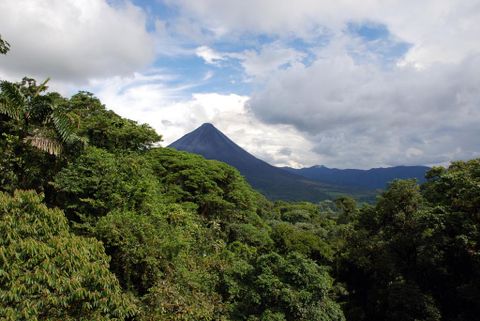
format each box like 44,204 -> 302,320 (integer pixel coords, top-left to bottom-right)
168,123 -> 371,201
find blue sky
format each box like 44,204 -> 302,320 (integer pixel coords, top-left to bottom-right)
1,0 -> 480,168
130,1 -> 412,96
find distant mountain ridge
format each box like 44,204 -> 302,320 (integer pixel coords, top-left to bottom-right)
169,123 -> 428,201
168,123 -> 372,201
283,165 -> 430,190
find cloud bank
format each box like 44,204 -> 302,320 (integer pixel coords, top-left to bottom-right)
0,0 -> 155,84
2,0 -> 480,168
249,46 -> 480,167
168,0 -> 480,168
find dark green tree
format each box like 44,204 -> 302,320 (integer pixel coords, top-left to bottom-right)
0,79 -> 87,195
223,251 -> 345,321
420,160 -> 480,320
145,148 -> 268,233
339,180 -> 444,321
335,196 -> 357,224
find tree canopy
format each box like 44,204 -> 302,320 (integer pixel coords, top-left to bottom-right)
1,72 -> 479,321
0,190 -> 136,320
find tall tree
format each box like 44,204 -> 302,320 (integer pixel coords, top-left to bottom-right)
0,78 -> 85,155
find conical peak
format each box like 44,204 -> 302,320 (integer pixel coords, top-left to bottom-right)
194,123 -> 223,136
199,122 -> 216,130
169,122 -> 264,165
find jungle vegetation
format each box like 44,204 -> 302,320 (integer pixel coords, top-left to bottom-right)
1,36 -> 479,321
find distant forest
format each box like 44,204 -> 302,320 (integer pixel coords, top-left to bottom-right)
1,35 -> 479,321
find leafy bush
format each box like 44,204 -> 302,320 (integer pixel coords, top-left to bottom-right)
0,190 -> 136,320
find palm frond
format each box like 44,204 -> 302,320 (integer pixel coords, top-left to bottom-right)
0,96 -> 21,120
0,81 -> 26,120
51,110 -> 78,143
71,132 -> 88,144
24,135 -> 63,156
34,78 -> 50,97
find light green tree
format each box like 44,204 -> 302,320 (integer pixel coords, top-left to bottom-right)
0,190 -> 137,320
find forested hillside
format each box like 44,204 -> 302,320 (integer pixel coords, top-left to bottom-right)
1,39 -> 480,320
169,123 -> 375,202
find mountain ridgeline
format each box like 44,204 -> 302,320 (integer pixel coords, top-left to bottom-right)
169,123 -> 429,202
169,123 -> 370,201
284,165 -> 429,190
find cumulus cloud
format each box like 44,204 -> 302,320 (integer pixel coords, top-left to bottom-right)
90,72 -> 318,167
0,0 -> 155,84
164,0 -> 480,168
195,46 -> 225,64
248,38 -> 480,168
194,42 -> 307,82
230,42 -> 307,79
169,0 -> 480,66
3,0 -> 479,169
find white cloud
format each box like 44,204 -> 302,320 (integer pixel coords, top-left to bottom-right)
202,70 -> 214,81
230,42 -> 307,79
0,0 -> 156,84
195,46 -> 225,64
195,42 -> 307,81
248,36 -> 480,168
169,0 -> 480,66
90,72 -> 317,167
163,0 -> 480,168
3,0 -> 480,169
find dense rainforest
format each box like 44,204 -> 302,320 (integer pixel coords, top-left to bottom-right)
1,37 -> 480,320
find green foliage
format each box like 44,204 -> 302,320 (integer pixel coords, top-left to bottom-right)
339,180 -> 442,321
0,130 -> 61,195
67,91 -> 161,151
95,210 -> 173,295
0,190 -> 136,320
94,206 -> 204,295
142,283 -> 224,321
0,78 -> 86,197
0,34 -> 9,54
334,196 -> 357,224
146,148 -> 260,221
423,159 -> 480,214
95,207 -> 226,320
144,147 -> 273,250
223,251 -> 345,321
227,223 -> 273,250
270,222 -> 333,263
53,146 -> 160,227
339,166 -> 480,321
420,160 -> 480,321
268,202 -> 340,264
0,78 -> 85,156
4,75 -> 480,321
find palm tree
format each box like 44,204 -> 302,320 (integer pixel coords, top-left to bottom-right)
0,77 -> 85,155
